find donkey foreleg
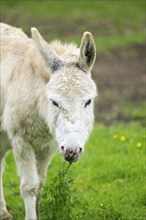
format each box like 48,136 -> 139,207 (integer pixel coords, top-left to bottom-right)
36,145 -> 56,219
0,140 -> 13,220
12,137 -> 39,220
0,158 -> 13,220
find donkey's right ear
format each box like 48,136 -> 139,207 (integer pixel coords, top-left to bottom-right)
31,27 -> 63,72
78,32 -> 96,73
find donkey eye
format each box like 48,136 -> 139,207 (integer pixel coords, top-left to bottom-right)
51,99 -> 59,107
85,99 -> 91,108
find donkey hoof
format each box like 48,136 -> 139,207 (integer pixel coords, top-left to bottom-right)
0,209 -> 13,220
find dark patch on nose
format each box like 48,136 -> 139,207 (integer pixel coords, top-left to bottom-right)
61,146 -> 64,151
64,149 -> 78,163
64,154 -> 78,163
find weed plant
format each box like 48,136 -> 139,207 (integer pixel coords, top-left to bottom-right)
39,163 -> 97,220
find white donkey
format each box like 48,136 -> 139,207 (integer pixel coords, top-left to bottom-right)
0,23 -> 97,220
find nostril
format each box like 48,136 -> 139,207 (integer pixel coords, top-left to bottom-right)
79,147 -> 83,153
61,146 -> 64,151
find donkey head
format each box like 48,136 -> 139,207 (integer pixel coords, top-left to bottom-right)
31,28 -> 97,162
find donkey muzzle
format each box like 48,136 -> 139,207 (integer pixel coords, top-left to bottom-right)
60,146 -> 83,163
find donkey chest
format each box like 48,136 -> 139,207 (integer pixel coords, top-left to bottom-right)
19,116 -> 52,150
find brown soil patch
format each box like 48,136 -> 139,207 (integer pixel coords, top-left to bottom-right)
93,44 -> 145,124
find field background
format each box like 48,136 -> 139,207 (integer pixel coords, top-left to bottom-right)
1,0 -> 145,220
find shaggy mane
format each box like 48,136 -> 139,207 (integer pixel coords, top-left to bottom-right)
50,40 -> 79,61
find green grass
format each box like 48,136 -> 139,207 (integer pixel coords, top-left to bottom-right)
3,121 -> 145,220
1,0 -> 145,21
1,0 -> 145,52
119,101 -> 145,120
96,101 -> 146,126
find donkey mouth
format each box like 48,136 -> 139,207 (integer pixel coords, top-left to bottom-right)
64,154 -> 78,163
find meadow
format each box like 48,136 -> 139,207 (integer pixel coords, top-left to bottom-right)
3,121 -> 145,220
1,0 -> 145,219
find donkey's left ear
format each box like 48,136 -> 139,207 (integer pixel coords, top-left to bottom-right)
78,32 -> 96,73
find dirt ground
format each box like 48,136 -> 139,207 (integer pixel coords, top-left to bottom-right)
93,43 -> 145,124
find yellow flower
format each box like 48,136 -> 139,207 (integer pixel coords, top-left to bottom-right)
120,136 -> 126,142
137,142 -> 142,148
113,134 -> 118,139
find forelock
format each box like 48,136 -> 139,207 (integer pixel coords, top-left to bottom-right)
48,66 -> 96,98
